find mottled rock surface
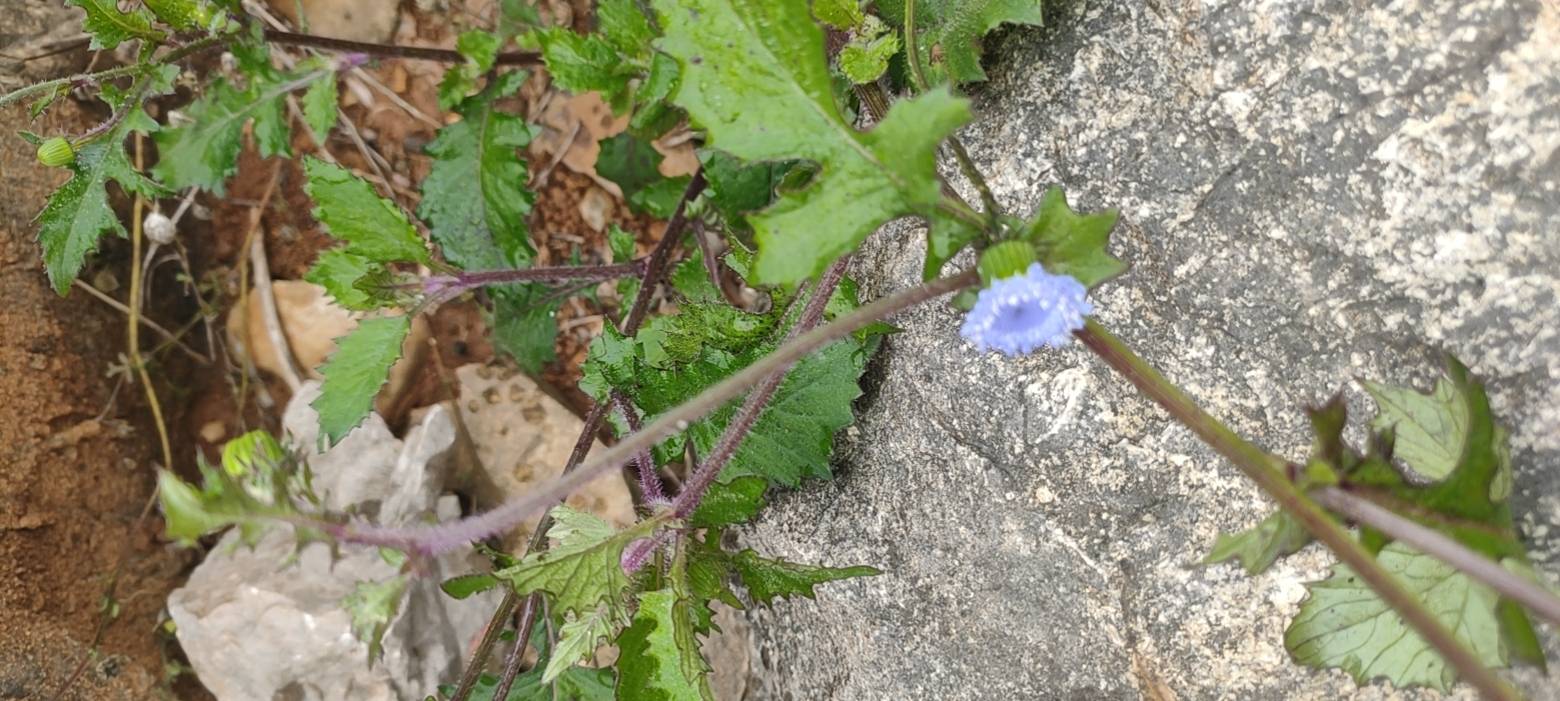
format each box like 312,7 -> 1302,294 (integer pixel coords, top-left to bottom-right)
167,384 -> 499,701
741,0 -> 1560,698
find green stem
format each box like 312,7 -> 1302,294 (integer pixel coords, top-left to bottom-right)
903,0 -> 930,92
1073,319 -> 1517,701
0,35 -> 224,109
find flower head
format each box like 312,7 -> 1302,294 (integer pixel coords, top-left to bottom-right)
960,262 -> 1091,355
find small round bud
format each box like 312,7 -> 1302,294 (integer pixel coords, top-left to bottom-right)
144,211 -> 176,245
36,137 -> 74,168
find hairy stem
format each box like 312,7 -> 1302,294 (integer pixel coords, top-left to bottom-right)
615,390 -> 666,504
671,256 -> 849,517
1314,486 -> 1560,628
261,29 -> 541,65
423,260 -> 646,300
323,268 -> 978,555
1074,319 -> 1516,701
0,35 -> 223,108
903,0 -> 930,92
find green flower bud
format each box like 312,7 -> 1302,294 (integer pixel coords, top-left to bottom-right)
977,240 -> 1039,286
35,137 -> 74,168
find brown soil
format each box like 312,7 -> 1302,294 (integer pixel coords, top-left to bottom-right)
0,88 -> 194,701
2,0 -> 667,696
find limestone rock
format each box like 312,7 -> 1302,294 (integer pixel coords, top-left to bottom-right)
741,0 -> 1560,699
167,383 -> 499,701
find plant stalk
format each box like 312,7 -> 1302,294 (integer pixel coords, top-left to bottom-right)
261,29 -> 541,66
1073,319 -> 1516,701
1313,485 -> 1560,628
325,268 -> 978,555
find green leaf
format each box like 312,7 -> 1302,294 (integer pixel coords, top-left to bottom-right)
440,573 -> 499,599
654,0 -> 971,284
158,469 -> 247,543
727,549 -> 878,606
689,477 -> 768,528
343,576 -> 409,662
219,430 -> 287,477
597,133 -> 690,217
544,606 -> 615,682
304,248 -> 386,311
1285,542 -> 1505,691
629,52 -> 684,137
1021,187 -> 1124,288
301,69 -> 340,138
303,157 -> 431,264
495,506 -> 656,621
538,30 -> 635,108
490,287 -> 559,373
687,339 -> 869,486
456,668 -> 616,701
840,30 -> 900,85
1363,376 -> 1469,482
155,65 -> 333,193
614,588 -> 714,701
420,76 -> 536,271
313,316 -> 410,444
458,30 -> 503,72
69,0 -> 162,50
143,0 -> 209,30
814,0 -> 865,29
698,150 -> 788,221
36,140 -> 132,295
597,0 -> 658,58
878,0 -> 1045,84
1202,510 -> 1310,575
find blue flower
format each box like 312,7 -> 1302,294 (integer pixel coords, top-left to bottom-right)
961,263 -> 1091,355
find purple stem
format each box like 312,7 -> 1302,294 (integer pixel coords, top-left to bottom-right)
670,257 -> 850,518
423,260 -> 646,301
320,265 -> 975,557
614,389 -> 666,504
473,173 -> 706,701
1313,486 -> 1560,627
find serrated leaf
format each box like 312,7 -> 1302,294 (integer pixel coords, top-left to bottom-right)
495,506 -> 656,621
538,30 -> 636,109
36,140 -> 129,295
458,30 -> 502,72
303,157 -> 431,265
1364,376 -> 1469,482
1019,187 -> 1123,288
614,588 -> 714,701
490,287 -> 559,373
840,31 -> 900,85
878,0 -> 1045,84
597,0 -> 658,58
313,316 -> 410,444
1203,510 -> 1310,575
1285,542 -> 1505,691
344,576 -> 409,663
143,0 -> 208,30
688,339 -> 869,486
69,0 -> 162,49
155,66 -> 333,193
158,469 -> 246,543
301,70 -> 340,138
814,0 -> 865,29
544,606 -> 615,682
689,477 -> 768,528
727,549 -> 878,606
630,52 -> 683,137
304,248 -> 385,311
654,0 -> 971,285
420,77 -> 536,271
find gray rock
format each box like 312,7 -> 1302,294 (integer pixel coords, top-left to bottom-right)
167,383 -> 499,701
741,0 -> 1560,699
